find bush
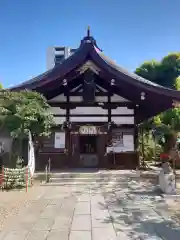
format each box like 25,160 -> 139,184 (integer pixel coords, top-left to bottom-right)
138,132 -> 163,162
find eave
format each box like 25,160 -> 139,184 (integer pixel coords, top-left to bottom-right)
9,32 -> 180,122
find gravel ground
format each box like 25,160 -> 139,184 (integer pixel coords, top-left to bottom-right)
0,182 -> 45,231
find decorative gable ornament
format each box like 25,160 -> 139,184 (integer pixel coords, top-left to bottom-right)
77,60 -> 101,75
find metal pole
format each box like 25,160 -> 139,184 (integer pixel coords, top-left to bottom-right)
48,158 -> 51,173
45,165 -> 48,183
26,167 -> 28,193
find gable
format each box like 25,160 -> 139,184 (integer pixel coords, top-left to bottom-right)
77,60 -> 101,75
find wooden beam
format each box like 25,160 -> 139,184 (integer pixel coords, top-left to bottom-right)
49,102 -> 134,108
55,123 -> 135,128
71,84 -> 82,93
65,92 -> 112,96
95,85 -> 107,93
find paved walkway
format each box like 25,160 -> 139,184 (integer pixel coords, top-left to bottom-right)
0,177 -> 180,239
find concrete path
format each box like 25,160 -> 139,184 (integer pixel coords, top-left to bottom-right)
0,177 -> 180,239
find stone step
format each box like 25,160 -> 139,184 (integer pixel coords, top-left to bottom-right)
46,171 -> 140,179
49,177 -> 123,183
41,181 -> 118,186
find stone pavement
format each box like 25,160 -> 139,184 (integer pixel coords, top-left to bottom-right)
0,177 -> 180,239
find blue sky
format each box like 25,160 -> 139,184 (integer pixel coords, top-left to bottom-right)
0,0 -> 180,88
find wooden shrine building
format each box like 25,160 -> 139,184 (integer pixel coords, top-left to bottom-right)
11,29 -> 180,170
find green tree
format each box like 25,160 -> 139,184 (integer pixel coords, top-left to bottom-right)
0,90 -> 55,159
135,60 -> 160,84
135,53 -> 180,88
136,53 -> 180,162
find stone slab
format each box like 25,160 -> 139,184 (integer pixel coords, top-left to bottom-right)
92,227 -> 116,240
71,215 -> 91,231
77,194 -> 90,202
25,230 -> 49,240
3,230 -> 28,240
69,231 -> 91,240
51,216 -> 72,230
10,222 -> 34,231
40,205 -> 61,218
32,218 -> 54,231
46,230 -> 69,240
74,202 -> 90,215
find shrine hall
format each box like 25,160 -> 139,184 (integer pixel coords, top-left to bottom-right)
10,29 -> 180,170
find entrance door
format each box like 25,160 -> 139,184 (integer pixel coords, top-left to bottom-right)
79,135 -> 99,167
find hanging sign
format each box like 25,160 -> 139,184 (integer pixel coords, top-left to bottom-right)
79,126 -> 97,135
54,132 -> 65,148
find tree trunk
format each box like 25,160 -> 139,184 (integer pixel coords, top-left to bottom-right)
164,131 -> 177,154
19,123 -> 24,159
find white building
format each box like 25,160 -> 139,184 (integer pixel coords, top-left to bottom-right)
46,46 -> 76,70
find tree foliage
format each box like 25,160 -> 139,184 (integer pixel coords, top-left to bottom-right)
136,53 -> 180,159
135,53 -> 180,88
0,90 -> 55,139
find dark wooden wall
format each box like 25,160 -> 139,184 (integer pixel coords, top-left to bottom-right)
35,124 -> 139,170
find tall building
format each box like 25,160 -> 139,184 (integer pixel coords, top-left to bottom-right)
46,46 -> 76,70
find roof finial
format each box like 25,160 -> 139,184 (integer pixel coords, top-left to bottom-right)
87,26 -> 90,37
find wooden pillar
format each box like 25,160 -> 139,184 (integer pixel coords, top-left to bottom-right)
134,108 -> 139,168
66,89 -> 70,122
106,84 -> 112,168
108,84 -> 111,122
66,85 -> 71,167
134,109 -> 138,150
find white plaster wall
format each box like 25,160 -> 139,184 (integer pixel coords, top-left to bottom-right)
48,94 -> 66,102
70,107 -> 108,115
70,116 -> 108,122
112,116 -> 134,124
111,107 -> 134,115
49,107 -> 134,115
111,94 -> 129,102
95,96 -> 107,102
49,107 -> 66,114
70,96 -> 82,102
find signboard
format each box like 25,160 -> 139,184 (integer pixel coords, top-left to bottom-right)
54,132 -> 65,148
106,129 -> 123,153
111,129 -> 123,146
106,132 -> 134,153
79,126 -> 97,135
123,134 -> 134,151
